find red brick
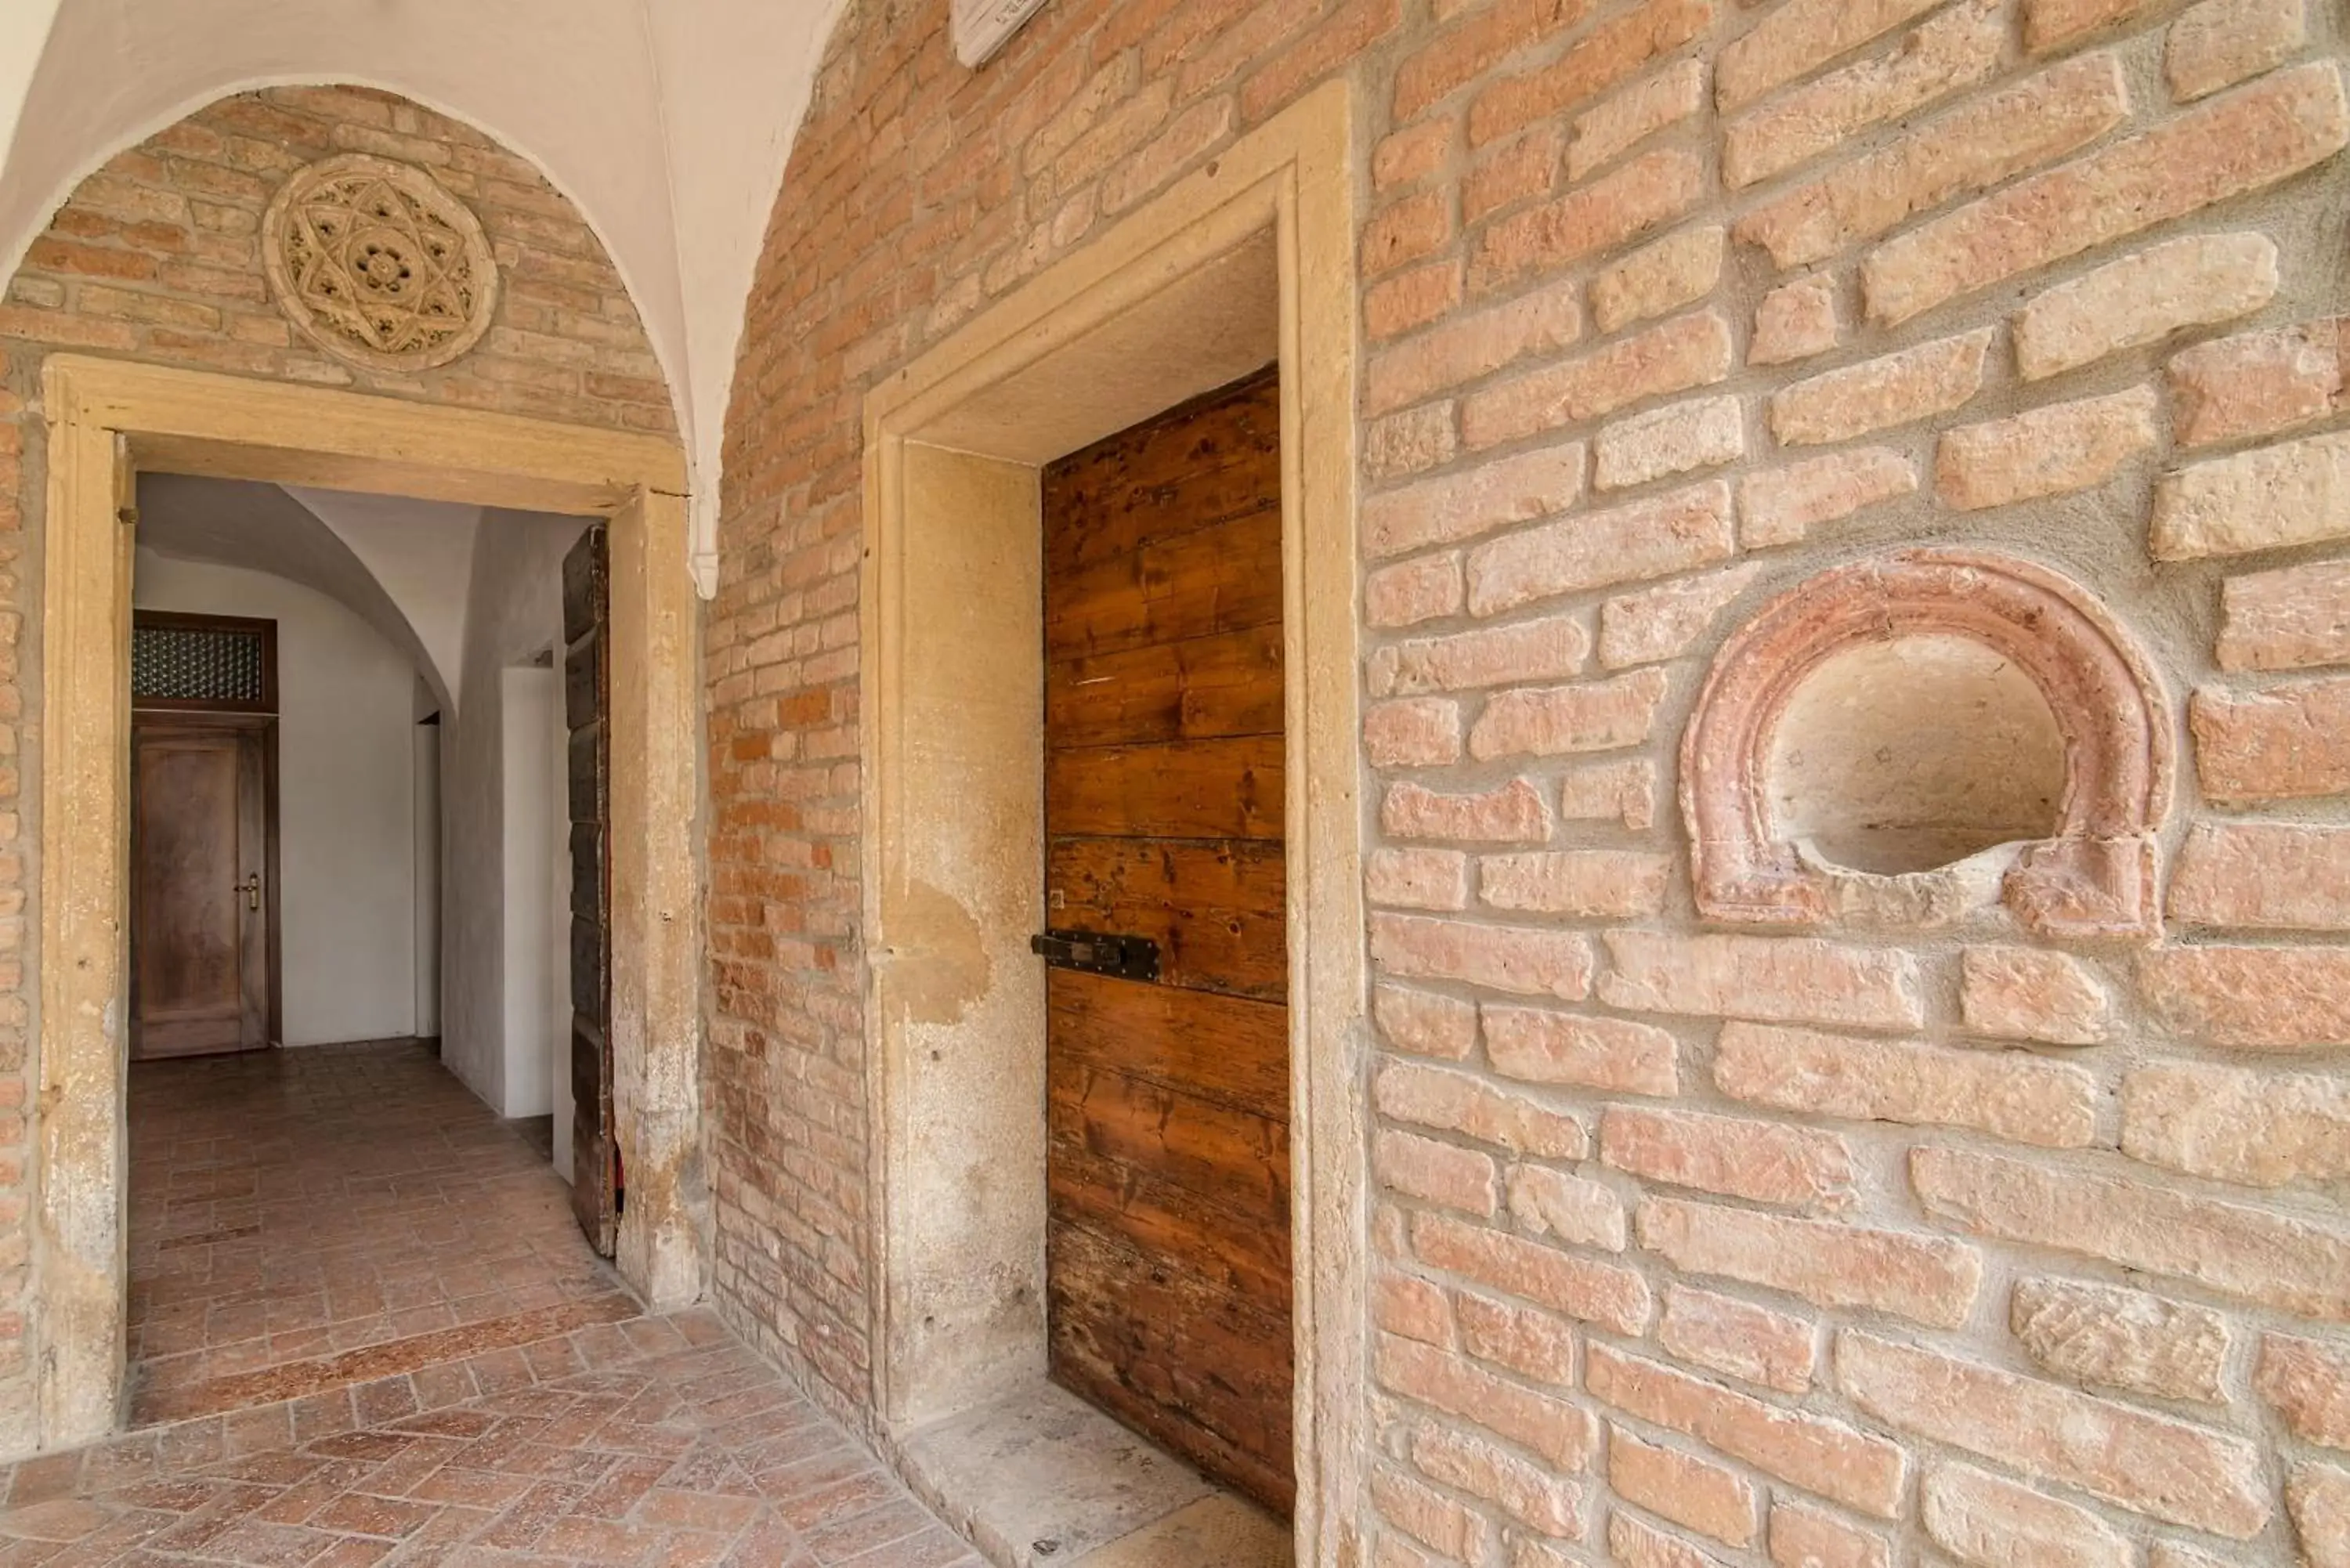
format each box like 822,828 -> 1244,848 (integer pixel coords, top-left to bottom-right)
1639,1197 -> 1981,1326
2170,821 -> 2350,928
1412,1211 -> 1651,1335
1749,276 -> 1838,367
1836,1331 -> 2269,1537
1768,329 -> 1990,447
1466,479 -> 1734,615
1410,1425 -> 1582,1537
1483,1003 -> 1679,1096
1507,1164 -> 1625,1251
1368,698 -> 1465,768
1569,57 -> 1705,179
1734,54 -> 2128,271
2168,0 -> 2306,102
2192,676 -> 2350,802
1722,0 -> 2002,190
1365,443 -> 1585,558
1371,616 -> 1589,695
2008,1276 -> 2231,1403
1934,387 -> 2157,511
1603,1107 -> 1856,1211
1371,913 -> 1593,998
2016,233 -> 2278,381
1591,226 -> 1723,335
2216,558 -> 2350,673
1366,554 -> 1465,629
1767,1501 -> 1887,1568
1716,0 -> 1939,110
1714,1021 -> 2097,1148
1594,395 -> 1744,491
1610,1425 -> 1757,1547
1375,985 -> 1477,1060
1922,1462 -> 2130,1568
2154,431 -> 2350,560
1383,778 -> 1553,843
1659,1283 -> 1815,1395
1377,1335 -> 1596,1468
1464,309 -> 1733,450
1368,847 -> 1471,910
1376,1062 -> 1587,1159
1471,149 -> 1704,293
1863,63 -> 2350,327
1912,1143 -> 2350,1321
2025,0 -> 2151,49
1366,278 -> 1582,417
1461,128 -> 1561,224
2167,316 -> 2347,447
1468,0 -> 1715,148
1598,931 -> 1924,1031
1376,1130 -> 1499,1216
1737,447 -> 1917,548
1478,849 -> 1668,918
1585,1342 -> 1906,1518
1598,562 -> 1760,669
1455,1291 -> 1576,1383
1958,946 -> 2112,1046
2122,1058 -> 2350,1187
2260,1334 -> 2350,1450
1392,0 -> 1602,122
1368,260 -> 1466,341
1467,667 -> 1670,761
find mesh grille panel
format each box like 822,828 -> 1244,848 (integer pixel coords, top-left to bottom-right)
132,625 -> 267,706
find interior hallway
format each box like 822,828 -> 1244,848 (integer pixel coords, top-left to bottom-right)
0,1042 -> 979,1568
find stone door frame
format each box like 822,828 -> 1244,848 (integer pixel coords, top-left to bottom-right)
859,81 -> 1365,1561
36,356 -> 704,1451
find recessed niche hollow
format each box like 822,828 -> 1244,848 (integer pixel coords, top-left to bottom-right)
1683,551 -> 2173,939
1765,633 -> 2067,876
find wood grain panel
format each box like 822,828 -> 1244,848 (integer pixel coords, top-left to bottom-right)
1048,1219 -> 1296,1513
1046,622 -> 1283,750
1048,841 -> 1286,1002
1043,372 -> 1282,573
1045,504 -> 1284,663
1043,362 -> 1290,1517
1047,735 -> 1283,840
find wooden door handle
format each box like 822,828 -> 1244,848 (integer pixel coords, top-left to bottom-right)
236,874 -> 261,911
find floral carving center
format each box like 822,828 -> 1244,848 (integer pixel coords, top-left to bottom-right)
264,155 -> 497,371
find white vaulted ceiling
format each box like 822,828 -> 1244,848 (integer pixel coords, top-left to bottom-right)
0,0 -> 852,595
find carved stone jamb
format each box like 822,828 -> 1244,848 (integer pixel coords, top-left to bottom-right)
262,154 -> 500,373
1681,550 -> 2173,940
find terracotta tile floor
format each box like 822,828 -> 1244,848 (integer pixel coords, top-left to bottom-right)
0,1042 -> 980,1568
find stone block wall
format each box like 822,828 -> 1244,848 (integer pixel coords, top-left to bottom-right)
0,82 -> 671,1456
712,0 -> 2350,1559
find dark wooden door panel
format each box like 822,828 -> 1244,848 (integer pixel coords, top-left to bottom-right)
1044,506 -> 1284,663
1043,389 -> 1281,573
1047,968 -> 1288,1108
1049,1221 -> 1296,1514
132,722 -> 270,1059
1043,363 -> 1291,1516
1047,840 -> 1286,1001
563,525 -> 617,1257
1046,623 -> 1283,750
1046,736 -> 1283,841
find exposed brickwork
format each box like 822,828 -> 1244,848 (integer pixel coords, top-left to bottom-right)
0,84 -> 672,1464
706,0 -> 2350,1555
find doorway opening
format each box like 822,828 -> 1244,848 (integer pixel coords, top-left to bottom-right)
36,358 -> 700,1455
860,81 -> 1362,1568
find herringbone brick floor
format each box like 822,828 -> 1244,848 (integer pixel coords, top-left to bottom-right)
0,1043 -> 978,1568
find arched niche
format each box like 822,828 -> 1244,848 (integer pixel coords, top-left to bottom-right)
1681,550 -> 2172,939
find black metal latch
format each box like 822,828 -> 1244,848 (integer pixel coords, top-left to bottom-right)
1031,929 -> 1160,982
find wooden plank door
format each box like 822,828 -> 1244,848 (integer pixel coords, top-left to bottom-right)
1042,364 -> 1292,1516
131,721 -> 270,1058
562,525 -> 618,1255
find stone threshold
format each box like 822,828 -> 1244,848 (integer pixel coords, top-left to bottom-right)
884,1380 -> 1290,1568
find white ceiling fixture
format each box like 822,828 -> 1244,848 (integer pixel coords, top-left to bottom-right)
0,0 -> 853,600
953,0 -> 1050,67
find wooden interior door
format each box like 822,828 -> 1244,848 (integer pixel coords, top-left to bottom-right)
1042,364 -> 1292,1515
563,525 -> 618,1255
131,720 -> 271,1058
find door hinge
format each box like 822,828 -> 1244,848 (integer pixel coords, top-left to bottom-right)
118,506 -> 139,528
1030,928 -> 1160,982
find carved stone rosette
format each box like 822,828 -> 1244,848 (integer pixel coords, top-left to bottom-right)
1680,550 -> 2175,940
262,154 -> 499,373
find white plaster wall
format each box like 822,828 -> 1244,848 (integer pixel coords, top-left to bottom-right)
133,551 -> 419,1046
440,510 -> 588,1114
413,720 -> 442,1039
500,667 -> 561,1122
284,487 -> 481,707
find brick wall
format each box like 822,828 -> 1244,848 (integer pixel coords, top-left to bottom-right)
715,0 -> 2350,1559
0,83 -> 671,1456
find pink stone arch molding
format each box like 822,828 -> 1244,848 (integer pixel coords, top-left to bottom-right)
1682,550 -> 2174,940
